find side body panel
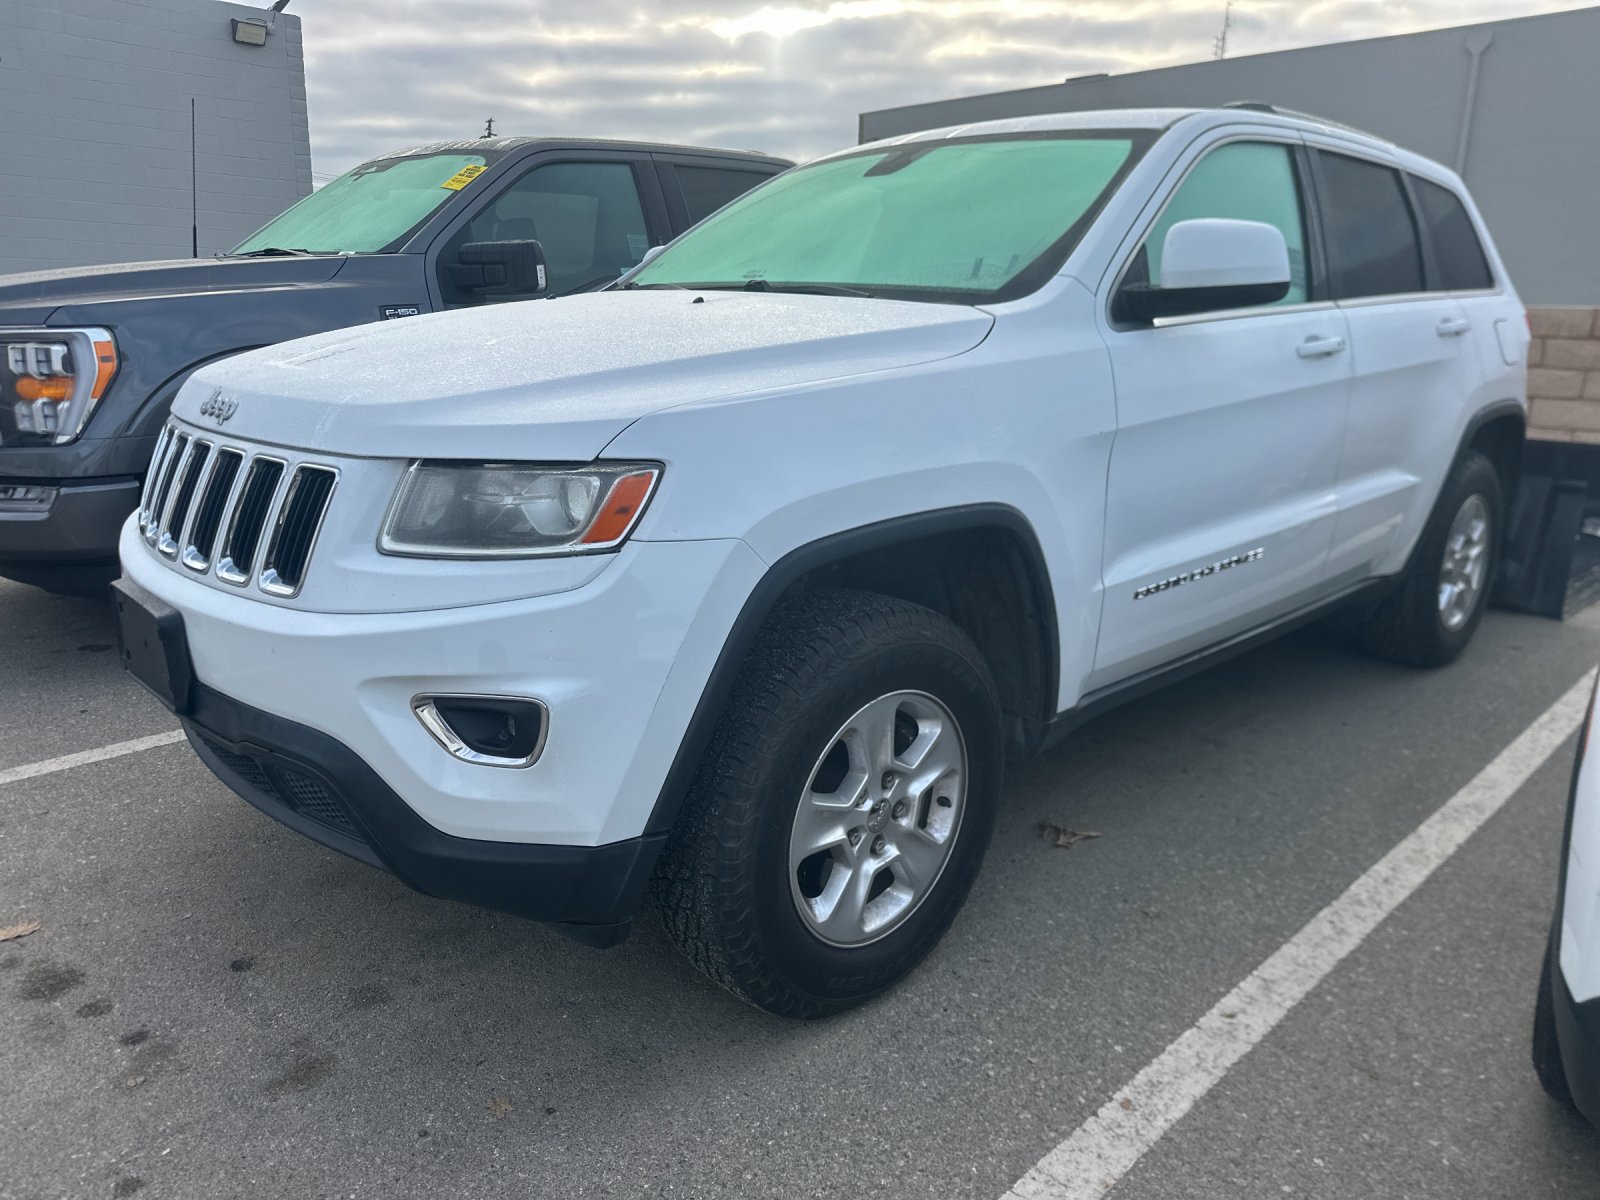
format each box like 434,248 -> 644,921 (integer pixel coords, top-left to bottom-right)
606,277 -> 1119,714
1087,130 -> 1353,686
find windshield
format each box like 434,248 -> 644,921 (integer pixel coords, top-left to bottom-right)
626,131 -> 1151,304
230,150 -> 498,255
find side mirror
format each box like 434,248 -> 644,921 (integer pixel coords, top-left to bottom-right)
448,239 -> 548,297
1117,218 -> 1291,323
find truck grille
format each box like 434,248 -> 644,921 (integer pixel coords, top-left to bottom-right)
139,423 -> 338,598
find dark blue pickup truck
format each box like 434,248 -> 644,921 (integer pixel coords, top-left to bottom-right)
0,136 -> 788,593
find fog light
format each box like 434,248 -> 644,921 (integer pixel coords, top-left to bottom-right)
412,694 -> 548,768
0,484 -> 57,512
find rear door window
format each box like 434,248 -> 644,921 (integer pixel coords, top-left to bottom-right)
673,165 -> 776,225
1314,151 -> 1425,300
1411,176 -> 1494,291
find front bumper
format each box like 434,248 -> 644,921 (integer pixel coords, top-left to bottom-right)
180,679 -> 663,945
0,434 -> 157,569
0,477 -> 139,568
122,520 -> 763,846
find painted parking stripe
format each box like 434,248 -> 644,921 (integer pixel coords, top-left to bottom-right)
0,730 -> 185,788
1004,669 -> 1595,1200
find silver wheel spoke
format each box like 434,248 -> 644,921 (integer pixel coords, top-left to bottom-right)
790,806 -> 852,859
1437,493 -> 1491,632
847,698 -> 898,776
817,861 -> 875,941
888,827 -> 948,891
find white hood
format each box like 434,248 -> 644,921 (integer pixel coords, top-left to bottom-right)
175,290 -> 994,460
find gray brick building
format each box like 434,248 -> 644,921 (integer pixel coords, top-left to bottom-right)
0,0 -> 312,274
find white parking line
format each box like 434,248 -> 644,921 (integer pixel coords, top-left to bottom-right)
0,730 -> 186,788
1004,669 -> 1595,1200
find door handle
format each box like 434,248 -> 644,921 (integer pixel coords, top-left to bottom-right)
1296,335 -> 1347,359
1437,316 -> 1472,337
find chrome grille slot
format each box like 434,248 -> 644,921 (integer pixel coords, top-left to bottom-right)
260,466 -> 337,597
216,457 -> 285,585
143,432 -> 188,544
157,440 -> 211,557
182,448 -> 244,572
137,425 -> 175,534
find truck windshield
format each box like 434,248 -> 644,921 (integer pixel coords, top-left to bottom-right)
230,150 -> 495,256
625,131 -> 1151,304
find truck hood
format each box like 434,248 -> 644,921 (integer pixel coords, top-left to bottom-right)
0,255 -> 348,326
174,290 -> 994,459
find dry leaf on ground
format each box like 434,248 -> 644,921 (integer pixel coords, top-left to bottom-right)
0,921 -> 41,942
1038,822 -> 1103,850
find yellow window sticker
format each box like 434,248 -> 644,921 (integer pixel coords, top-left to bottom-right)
441,164 -> 487,191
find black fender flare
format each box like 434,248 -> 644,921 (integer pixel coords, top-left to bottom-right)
1457,398 -> 1526,463
642,503 -> 1060,836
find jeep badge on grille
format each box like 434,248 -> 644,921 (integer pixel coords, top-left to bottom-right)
199,390 -> 238,425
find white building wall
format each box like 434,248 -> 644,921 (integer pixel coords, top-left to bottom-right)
0,0 -> 312,274
859,7 -> 1600,306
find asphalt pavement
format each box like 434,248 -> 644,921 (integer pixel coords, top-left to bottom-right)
3,575 -> 1599,1199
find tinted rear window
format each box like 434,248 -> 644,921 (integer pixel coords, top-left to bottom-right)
1315,151 -> 1424,300
1412,176 -> 1494,291
676,165 -> 776,224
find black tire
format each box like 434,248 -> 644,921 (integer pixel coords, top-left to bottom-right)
1360,450 -> 1502,668
652,589 -> 1003,1018
1534,936 -> 1575,1108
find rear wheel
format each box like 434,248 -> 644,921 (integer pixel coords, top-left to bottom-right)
653,589 -> 1003,1018
1360,450 -> 1502,667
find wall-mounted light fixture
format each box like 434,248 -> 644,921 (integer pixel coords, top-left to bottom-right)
230,18 -> 269,45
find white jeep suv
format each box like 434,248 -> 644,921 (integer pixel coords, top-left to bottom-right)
114,106 -> 1527,1016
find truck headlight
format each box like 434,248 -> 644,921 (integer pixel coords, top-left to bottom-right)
0,328 -> 118,446
379,461 -> 661,558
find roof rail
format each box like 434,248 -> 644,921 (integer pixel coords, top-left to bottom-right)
1220,100 -> 1391,144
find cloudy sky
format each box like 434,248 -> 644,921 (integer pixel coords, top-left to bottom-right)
295,0 -> 1583,178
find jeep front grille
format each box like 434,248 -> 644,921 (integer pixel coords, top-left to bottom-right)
139,422 -> 338,598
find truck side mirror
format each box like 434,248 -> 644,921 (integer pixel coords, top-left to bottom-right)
448,239 -> 548,297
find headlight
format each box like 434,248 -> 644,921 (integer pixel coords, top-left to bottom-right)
0,328 -> 118,447
380,461 -> 661,558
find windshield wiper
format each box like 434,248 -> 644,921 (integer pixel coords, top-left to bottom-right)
231,247 -> 317,257
742,280 -> 876,299
619,281 -> 691,291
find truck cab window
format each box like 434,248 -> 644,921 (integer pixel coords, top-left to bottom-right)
441,161 -> 650,305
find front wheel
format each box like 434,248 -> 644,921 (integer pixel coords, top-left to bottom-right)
1360,449 -> 1502,668
653,589 -> 1003,1018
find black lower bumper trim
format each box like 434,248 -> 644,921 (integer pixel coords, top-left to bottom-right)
1554,964 -> 1600,1126
183,683 -> 664,944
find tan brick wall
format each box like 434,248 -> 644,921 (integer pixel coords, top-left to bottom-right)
1528,307 -> 1600,443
